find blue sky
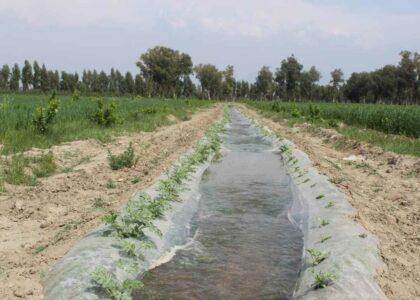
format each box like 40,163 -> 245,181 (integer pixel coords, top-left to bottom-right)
1,0 -> 419,83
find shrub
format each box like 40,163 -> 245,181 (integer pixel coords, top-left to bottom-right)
108,143 -> 138,170
32,97 -> 59,134
92,99 -> 117,127
308,103 -> 321,120
72,89 -> 80,102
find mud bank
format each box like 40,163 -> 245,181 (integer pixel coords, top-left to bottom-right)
241,109 -> 387,299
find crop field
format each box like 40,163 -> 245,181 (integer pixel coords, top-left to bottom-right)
0,94 -> 212,154
245,101 -> 420,156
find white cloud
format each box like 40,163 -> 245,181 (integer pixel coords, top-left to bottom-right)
0,0 -> 418,49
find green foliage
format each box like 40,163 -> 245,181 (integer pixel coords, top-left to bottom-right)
31,152 -> 56,178
108,143 -> 138,170
359,233 -> 367,238
316,194 -> 325,200
0,96 -> 212,155
320,235 -> 332,243
2,154 -> 37,186
320,219 -> 330,227
121,240 -> 137,257
106,179 -> 116,189
308,103 -> 320,120
32,97 -> 59,134
91,267 -> 143,300
325,201 -> 335,208
312,271 -> 336,289
72,89 -> 80,102
307,248 -> 328,266
92,98 -> 117,127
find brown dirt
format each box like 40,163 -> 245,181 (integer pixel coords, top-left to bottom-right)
0,105 -> 222,299
240,105 -> 419,300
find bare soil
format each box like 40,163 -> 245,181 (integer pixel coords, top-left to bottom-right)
240,105 -> 419,300
0,105 -> 222,299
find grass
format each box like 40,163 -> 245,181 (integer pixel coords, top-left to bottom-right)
320,219 -> 330,227
31,152 -> 57,177
320,235 -> 332,243
245,101 -> 420,156
0,94 -> 213,154
108,143 -> 138,170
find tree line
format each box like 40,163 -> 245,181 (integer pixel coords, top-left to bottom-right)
0,46 -> 418,104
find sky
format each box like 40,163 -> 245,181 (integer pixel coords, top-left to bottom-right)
0,0 -> 419,83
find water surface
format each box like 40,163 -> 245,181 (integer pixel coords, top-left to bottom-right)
134,109 -> 303,299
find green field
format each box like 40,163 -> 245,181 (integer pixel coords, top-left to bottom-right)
245,101 -> 420,156
0,94 -> 213,154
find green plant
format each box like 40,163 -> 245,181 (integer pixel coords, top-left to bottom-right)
32,97 -> 59,134
320,219 -> 330,227
316,194 -> 325,200
93,197 -> 107,208
31,152 -> 57,177
131,177 -> 140,184
72,89 -> 80,102
108,143 -> 138,170
327,119 -> 339,128
320,235 -> 332,243
307,248 -> 329,266
312,271 -> 336,289
121,240 -> 137,257
3,154 -> 37,186
308,103 -> 321,120
325,201 -> 335,208
91,98 -> 117,127
359,233 -> 367,238
91,267 -> 143,300
106,179 -> 116,189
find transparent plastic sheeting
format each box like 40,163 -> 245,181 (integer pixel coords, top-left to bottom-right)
247,113 -> 387,300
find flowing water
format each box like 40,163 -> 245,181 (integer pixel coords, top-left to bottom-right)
134,109 -> 303,299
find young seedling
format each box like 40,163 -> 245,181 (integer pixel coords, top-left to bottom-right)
316,194 -> 325,200
320,235 -> 332,243
320,219 -> 330,227
131,177 -> 140,184
358,233 -> 367,238
312,271 -> 336,289
325,201 -> 335,208
108,143 -> 138,170
307,248 -> 329,266
121,240 -> 137,257
310,183 -> 317,188
302,178 -> 310,184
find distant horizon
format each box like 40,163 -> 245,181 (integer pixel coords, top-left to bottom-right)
1,0 -> 419,84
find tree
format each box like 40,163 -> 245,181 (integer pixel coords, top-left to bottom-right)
0,64 -> 10,91
343,72 -> 372,103
275,55 -> 303,99
40,64 -> 49,92
137,46 -> 193,97
300,66 -> 321,100
32,61 -> 41,90
330,68 -> 344,102
194,64 -> 223,99
222,65 -> 235,100
123,72 -> 135,94
10,64 -> 21,91
134,74 -> 145,96
397,50 -> 416,103
255,66 -> 274,99
21,60 -> 33,91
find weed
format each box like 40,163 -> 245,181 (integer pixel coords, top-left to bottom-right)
316,194 -> 325,200
31,152 -> 57,177
359,233 -> 367,238
3,154 -> 37,186
106,179 -> 116,189
91,267 -> 143,300
320,235 -> 332,243
108,143 -> 138,170
310,183 -> 317,188
312,271 -> 336,289
307,248 -> 328,266
131,177 -> 140,184
33,245 -> 46,254
93,197 -> 107,208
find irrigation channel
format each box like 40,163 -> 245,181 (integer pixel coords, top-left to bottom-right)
134,109 -> 303,299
